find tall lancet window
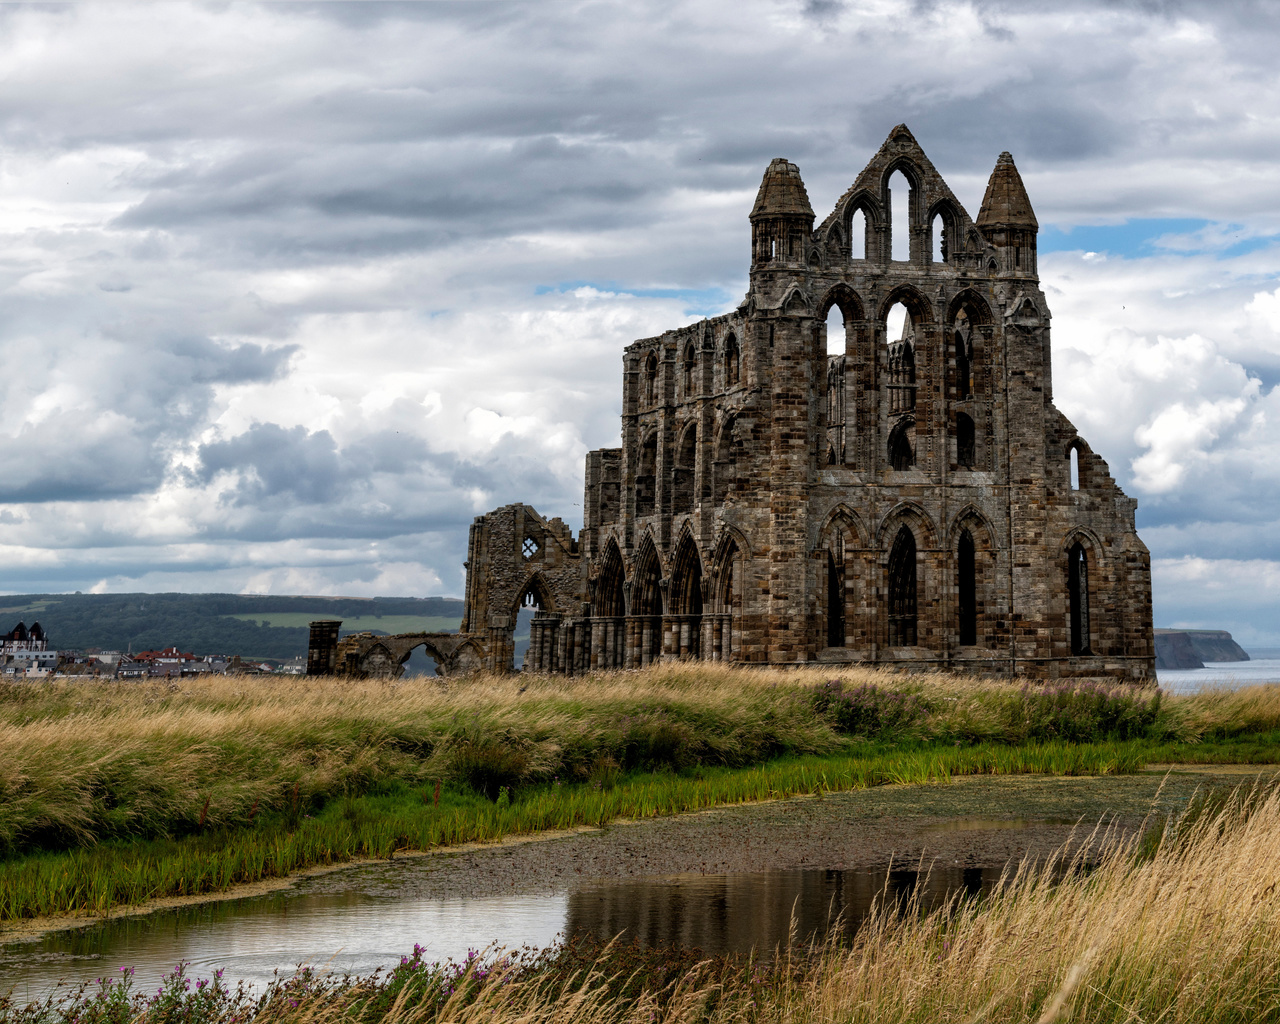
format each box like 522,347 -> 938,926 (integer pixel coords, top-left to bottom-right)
1068,542 -> 1091,655
827,537 -> 845,648
955,311 -> 973,399
958,530 -> 977,646
888,527 -> 918,647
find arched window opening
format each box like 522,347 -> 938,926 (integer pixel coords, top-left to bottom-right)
958,530 -> 976,646
714,417 -> 740,503
826,305 -> 845,356
672,425 -> 696,514
634,546 -> 663,617
594,542 -> 626,617
771,239 -> 777,259
514,578 -> 554,671
827,537 -> 845,648
826,357 -> 845,443
850,208 -> 867,260
682,344 -> 695,396
724,334 -> 740,387
888,526 -> 918,646
931,213 -> 945,263
957,413 -> 976,469
636,433 -> 657,516
886,302 -> 915,415
643,352 -> 659,405
888,421 -> 914,471
673,547 -> 703,617
400,644 -> 441,678
1068,542 -> 1091,655
889,170 -> 911,261
1070,447 -> 1081,491
672,539 -> 703,660
955,310 -> 973,399
827,446 -> 837,466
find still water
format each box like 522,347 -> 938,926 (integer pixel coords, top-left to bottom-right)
0,863 -> 1000,1004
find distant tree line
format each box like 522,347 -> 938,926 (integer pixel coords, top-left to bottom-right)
0,593 -> 464,661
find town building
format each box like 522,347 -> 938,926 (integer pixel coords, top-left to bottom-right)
1,621 -> 58,677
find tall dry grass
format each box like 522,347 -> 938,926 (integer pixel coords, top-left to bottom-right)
287,780 -> 1280,1023
0,664 -> 1267,857
17,781 -> 1280,1023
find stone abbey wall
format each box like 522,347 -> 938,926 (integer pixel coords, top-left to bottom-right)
325,125 -> 1155,681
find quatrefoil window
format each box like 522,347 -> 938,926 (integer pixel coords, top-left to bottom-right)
522,536 -> 539,559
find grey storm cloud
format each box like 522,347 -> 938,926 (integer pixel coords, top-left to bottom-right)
1,0 -> 1280,627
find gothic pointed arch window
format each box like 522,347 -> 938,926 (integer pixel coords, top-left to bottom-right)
886,302 -> 916,414
682,343 -> 696,397
958,529 -> 977,646
956,413 -> 976,469
643,352 -> 659,406
1068,542 -> 1091,655
714,416 -> 739,503
888,169 -> 912,262
672,424 -> 696,514
888,420 -> 914,471
594,541 -> 626,618
954,310 -> 973,399
636,432 -> 657,516
724,334 -> 740,387
888,526 -> 918,646
827,532 -> 846,648
850,207 -> 867,260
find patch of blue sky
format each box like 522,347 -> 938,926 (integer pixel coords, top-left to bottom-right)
1039,218 -> 1280,260
536,281 -> 734,317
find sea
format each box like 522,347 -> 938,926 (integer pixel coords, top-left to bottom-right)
1155,648 -> 1280,695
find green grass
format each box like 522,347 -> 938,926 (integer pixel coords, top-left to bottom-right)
0,737 -> 1187,922
0,600 -> 53,620
225,613 -> 462,633
4,667 -> 1280,923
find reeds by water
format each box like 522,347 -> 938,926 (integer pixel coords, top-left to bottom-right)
0,739 -> 1145,920
0,665 -> 1276,922
11,782 -> 1280,1023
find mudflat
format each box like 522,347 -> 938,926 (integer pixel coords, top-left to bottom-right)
294,765 -> 1276,901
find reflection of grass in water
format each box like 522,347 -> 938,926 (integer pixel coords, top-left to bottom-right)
21,783 -> 1280,1024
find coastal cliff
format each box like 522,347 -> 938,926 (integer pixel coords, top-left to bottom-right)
1154,629 -> 1250,670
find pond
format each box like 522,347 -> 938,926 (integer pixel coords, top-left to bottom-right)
8,766 -> 1217,1007
0,862 -> 1004,1005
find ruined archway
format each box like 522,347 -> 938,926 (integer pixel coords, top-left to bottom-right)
670,532 -> 704,660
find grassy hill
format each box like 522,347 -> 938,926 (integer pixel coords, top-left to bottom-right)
0,593 -> 465,662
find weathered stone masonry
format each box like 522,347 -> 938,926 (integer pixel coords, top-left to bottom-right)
328,126 -> 1155,681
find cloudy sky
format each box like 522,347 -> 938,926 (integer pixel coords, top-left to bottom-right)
2,0 -> 1280,640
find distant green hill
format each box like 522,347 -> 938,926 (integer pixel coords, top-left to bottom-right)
0,594 -> 464,662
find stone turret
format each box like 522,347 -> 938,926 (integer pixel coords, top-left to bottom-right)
750,158 -> 814,268
977,151 -> 1038,277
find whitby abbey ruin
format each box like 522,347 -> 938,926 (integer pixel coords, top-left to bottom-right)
317,126 -> 1155,682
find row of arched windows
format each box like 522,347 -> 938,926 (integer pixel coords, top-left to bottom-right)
641,337 -> 740,407
635,413 -> 745,517
826,169 -> 972,265
824,526 -> 1094,654
583,526 -> 1094,658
